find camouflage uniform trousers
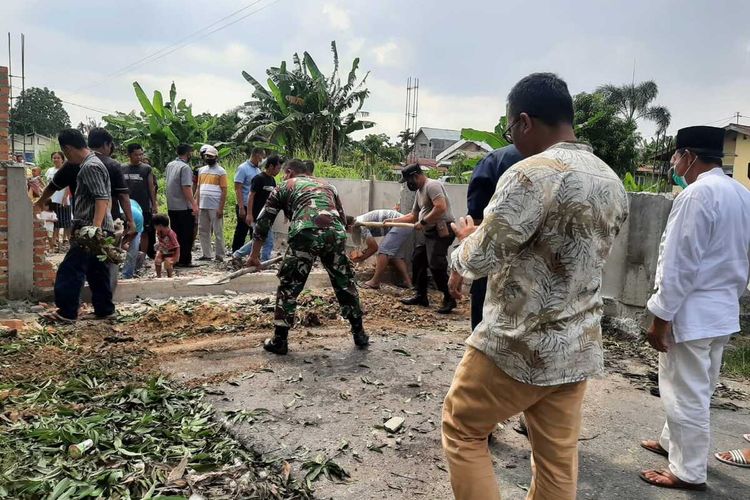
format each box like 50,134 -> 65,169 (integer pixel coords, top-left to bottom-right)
275,228 -> 363,328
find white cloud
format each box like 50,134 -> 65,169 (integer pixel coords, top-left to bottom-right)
322,3 -> 351,31
371,42 -> 399,66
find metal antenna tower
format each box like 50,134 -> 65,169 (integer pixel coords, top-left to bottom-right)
404,77 -> 419,160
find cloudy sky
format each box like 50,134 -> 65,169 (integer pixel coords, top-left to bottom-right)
3,0 -> 750,141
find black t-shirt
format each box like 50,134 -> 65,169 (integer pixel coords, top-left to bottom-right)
51,162 -> 80,209
121,163 -> 153,213
250,172 -> 277,219
96,153 -> 129,220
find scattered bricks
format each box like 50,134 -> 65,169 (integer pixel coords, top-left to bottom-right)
384,417 -> 405,434
0,325 -> 17,338
0,319 -> 25,331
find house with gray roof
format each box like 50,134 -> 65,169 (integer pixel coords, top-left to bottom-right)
412,127 -> 461,160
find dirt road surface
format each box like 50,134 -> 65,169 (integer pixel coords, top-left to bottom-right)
156,288 -> 750,500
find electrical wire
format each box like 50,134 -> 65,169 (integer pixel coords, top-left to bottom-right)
702,115 -> 736,126
73,0 -> 280,93
10,85 -> 113,115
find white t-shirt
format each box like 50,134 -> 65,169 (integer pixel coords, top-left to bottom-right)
45,167 -> 66,204
38,210 -> 57,234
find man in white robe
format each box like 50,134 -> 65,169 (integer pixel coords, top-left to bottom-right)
640,125 -> 750,491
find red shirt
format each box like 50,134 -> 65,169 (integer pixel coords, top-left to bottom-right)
157,228 -> 180,255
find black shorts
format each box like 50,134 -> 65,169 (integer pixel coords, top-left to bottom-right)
142,211 -> 153,230
49,202 -> 72,229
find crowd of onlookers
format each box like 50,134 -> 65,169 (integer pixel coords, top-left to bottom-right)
23,131 -> 287,278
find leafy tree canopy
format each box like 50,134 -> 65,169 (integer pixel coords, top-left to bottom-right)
103,82 -> 222,169
10,87 -> 71,136
574,91 -> 639,176
235,41 -> 374,164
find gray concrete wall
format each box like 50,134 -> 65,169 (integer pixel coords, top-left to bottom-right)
6,164 -> 34,299
602,192 -> 674,313
371,180 -> 402,212
268,178 -> 680,317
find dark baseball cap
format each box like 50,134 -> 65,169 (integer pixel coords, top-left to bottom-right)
399,163 -> 423,183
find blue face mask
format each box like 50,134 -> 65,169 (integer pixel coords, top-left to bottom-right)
670,152 -> 697,189
672,169 -> 688,189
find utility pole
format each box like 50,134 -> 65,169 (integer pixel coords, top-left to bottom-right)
7,33 -> 26,162
20,33 -> 25,160
735,111 -> 741,124
7,33 -> 13,159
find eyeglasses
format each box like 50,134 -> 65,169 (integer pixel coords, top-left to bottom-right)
502,118 -> 521,144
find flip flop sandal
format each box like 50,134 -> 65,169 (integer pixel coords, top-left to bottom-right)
638,470 -> 707,491
744,434 -> 750,443
39,311 -> 75,324
714,450 -> 750,468
361,282 -> 380,290
640,440 -> 669,458
80,313 -> 117,321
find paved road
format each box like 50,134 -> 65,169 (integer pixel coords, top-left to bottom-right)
163,321 -> 750,499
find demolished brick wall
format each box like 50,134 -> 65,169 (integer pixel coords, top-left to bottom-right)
0,66 -> 56,298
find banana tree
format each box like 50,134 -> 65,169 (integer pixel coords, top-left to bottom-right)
460,117 -> 510,150
235,41 -> 374,163
103,82 -> 226,169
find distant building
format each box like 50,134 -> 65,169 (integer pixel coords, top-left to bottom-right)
435,139 -> 493,167
10,133 -> 54,164
411,127 -> 460,160
723,124 -> 750,190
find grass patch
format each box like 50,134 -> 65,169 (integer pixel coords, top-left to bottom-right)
723,336 -> 750,378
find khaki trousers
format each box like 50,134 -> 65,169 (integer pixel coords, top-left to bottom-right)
442,347 -> 587,500
199,208 -> 225,258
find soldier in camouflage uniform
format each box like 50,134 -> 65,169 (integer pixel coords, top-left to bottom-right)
248,159 -> 368,354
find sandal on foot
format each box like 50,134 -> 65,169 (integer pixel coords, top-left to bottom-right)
640,440 -> 669,458
638,470 -> 707,491
39,310 -> 75,324
361,282 -> 380,290
714,450 -> 750,468
80,312 -> 117,321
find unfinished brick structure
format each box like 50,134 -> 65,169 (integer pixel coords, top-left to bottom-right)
0,65 -> 56,299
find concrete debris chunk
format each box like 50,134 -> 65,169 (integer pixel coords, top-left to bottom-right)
601,316 -> 643,341
384,416 -> 405,433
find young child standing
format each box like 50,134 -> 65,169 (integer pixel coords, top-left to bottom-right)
37,201 -> 58,252
152,214 -> 180,278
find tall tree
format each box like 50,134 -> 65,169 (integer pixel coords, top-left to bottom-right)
235,41 -> 374,163
574,92 -> 639,176
10,87 -> 71,136
356,133 -> 403,164
596,80 -> 671,134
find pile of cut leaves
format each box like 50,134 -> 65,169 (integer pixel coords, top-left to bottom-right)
0,324 -> 311,499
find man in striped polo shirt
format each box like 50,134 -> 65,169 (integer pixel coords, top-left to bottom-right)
47,129 -> 115,322
194,146 -> 228,261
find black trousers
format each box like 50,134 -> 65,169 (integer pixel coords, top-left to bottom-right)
169,209 -> 196,266
55,244 -> 114,320
412,231 -> 455,301
470,277 -> 487,330
231,204 -> 251,252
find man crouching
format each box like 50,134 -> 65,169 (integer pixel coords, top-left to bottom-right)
248,159 -> 369,354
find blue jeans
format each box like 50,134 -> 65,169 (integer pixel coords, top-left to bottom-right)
55,244 -> 114,320
233,231 -> 274,262
121,232 -> 142,279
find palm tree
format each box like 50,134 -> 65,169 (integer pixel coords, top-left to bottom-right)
597,80 -> 671,135
235,41 -> 374,163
